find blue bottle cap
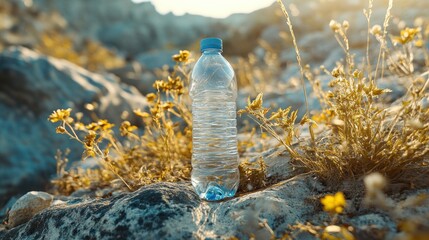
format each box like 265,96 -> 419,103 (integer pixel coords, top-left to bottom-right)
200,37 -> 222,52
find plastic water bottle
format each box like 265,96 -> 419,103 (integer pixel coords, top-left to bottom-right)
190,38 -> 239,201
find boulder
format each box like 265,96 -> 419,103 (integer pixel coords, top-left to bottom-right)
1,177 -> 321,239
0,46 -> 146,208
7,191 -> 53,228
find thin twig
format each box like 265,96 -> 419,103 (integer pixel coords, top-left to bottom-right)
276,0 -> 314,144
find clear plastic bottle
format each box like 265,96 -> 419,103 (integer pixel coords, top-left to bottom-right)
190,38 -> 239,201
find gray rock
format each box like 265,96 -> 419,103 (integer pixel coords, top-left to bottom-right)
136,50 -> 177,70
10,0 -> 429,62
0,46 -> 146,208
7,191 -> 53,228
349,213 -> 396,232
27,0 -> 215,55
1,176 -> 321,239
109,62 -> 157,94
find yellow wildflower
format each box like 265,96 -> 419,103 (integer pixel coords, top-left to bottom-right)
134,109 -> 150,118
248,93 -> 263,110
269,110 -> 283,121
392,27 -> 420,45
153,76 -> 184,93
74,122 -> 86,131
161,102 -> 175,111
84,130 -> 97,149
331,67 -> 342,78
146,93 -> 157,102
352,70 -> 363,79
97,119 -> 114,131
172,50 -> 190,63
120,121 -> 138,136
86,122 -> 99,131
82,131 -> 97,159
168,76 -> 184,92
321,192 -> 346,214
153,80 -> 167,91
415,39 -> 424,48
56,126 -> 66,134
299,113 -> 310,125
313,110 -> 329,123
48,108 -> 72,123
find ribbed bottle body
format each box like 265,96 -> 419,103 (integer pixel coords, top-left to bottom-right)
191,90 -> 239,201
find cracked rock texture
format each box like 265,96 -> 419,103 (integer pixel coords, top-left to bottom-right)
0,177 -> 322,240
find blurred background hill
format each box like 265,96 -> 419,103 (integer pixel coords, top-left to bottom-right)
0,0 -> 428,210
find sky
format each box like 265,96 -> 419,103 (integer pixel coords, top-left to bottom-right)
132,0 -> 275,18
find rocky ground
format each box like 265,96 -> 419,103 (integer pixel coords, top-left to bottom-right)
1,149 -> 428,239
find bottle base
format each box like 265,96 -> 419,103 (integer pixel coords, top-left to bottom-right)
196,183 -> 237,201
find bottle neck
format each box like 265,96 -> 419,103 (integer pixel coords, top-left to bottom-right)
202,48 -> 222,55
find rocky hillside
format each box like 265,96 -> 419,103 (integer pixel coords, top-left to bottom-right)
20,0 -> 429,62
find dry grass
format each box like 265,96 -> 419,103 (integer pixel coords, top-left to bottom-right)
49,50 -> 267,195
240,0 -> 429,187
36,31 -> 125,71
234,40 -> 283,94
49,52 -> 193,194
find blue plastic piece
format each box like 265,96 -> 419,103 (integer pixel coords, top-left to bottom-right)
200,37 -> 222,52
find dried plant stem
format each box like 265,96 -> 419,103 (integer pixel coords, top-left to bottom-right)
340,31 -> 352,74
61,121 -> 133,191
374,0 -> 393,80
247,114 -> 298,158
277,0 -> 315,143
94,144 -> 133,191
365,0 -> 374,81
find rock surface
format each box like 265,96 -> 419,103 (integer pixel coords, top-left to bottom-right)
0,178 -> 321,239
0,148 -> 427,239
0,47 -> 146,207
7,191 -> 53,228
1,178 -> 427,239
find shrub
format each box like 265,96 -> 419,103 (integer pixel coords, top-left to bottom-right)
240,0 -> 429,187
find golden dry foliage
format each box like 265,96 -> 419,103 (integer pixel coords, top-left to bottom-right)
297,20 -> 429,185
49,53 -> 193,194
49,50 -> 266,195
234,40 -> 283,94
238,158 -> 267,193
238,93 -> 301,159
36,32 -> 81,66
241,1 -> 429,187
37,31 -> 124,71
